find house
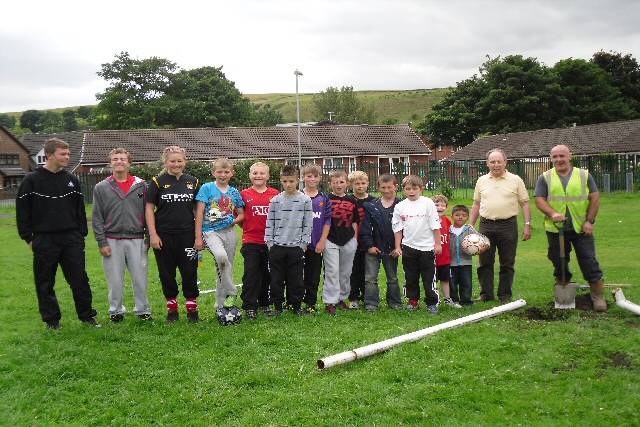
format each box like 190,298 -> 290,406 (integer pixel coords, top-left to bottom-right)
0,126 -> 33,190
20,131 -> 85,171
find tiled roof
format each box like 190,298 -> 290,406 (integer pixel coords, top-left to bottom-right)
81,125 -> 429,164
448,119 -> 640,160
20,132 -> 85,170
0,167 -> 27,177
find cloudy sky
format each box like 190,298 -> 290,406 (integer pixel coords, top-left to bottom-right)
1,0 -> 639,112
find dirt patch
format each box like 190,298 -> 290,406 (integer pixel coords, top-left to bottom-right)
601,351 -> 633,369
574,294 -> 594,311
520,306 -> 571,321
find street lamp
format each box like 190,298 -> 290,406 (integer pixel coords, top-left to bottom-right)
294,69 -> 303,187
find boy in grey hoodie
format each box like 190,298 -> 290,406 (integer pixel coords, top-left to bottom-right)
449,205 -> 477,306
92,148 -> 151,322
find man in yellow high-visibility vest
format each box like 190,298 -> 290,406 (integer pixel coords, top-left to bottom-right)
534,144 -> 606,311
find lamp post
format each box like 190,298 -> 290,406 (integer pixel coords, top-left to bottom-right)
294,69 -> 303,188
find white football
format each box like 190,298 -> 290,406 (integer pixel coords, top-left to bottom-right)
461,233 -> 490,256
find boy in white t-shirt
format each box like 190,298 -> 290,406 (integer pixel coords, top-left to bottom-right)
392,175 -> 442,313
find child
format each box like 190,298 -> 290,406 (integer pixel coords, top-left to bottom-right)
392,175 -> 442,313
449,205 -> 476,306
93,147 -> 151,323
264,165 -> 313,315
432,194 -> 461,308
240,162 -> 279,319
195,158 -> 245,317
146,146 -> 200,322
360,174 -> 402,311
324,170 -> 360,315
302,164 -> 332,313
347,170 -> 376,309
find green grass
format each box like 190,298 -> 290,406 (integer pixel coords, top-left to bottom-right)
0,193 -> 639,425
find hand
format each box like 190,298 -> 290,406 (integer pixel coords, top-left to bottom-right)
582,221 -> 594,235
434,242 -> 442,256
522,225 -> 532,241
315,240 -> 326,254
99,246 -> 112,257
368,247 -> 381,255
551,212 -> 565,222
391,247 -> 402,258
194,236 -> 204,251
150,234 -> 162,250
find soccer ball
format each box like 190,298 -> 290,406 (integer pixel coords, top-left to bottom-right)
461,233 -> 490,256
216,306 -> 242,326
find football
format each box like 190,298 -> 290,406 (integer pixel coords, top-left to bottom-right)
461,233 -> 490,256
216,306 -> 242,326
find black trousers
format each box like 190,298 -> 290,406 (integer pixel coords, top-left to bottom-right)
348,248 -> 366,301
478,216 -> 518,301
31,232 -> 96,323
546,230 -> 603,283
450,265 -> 473,306
401,245 -> 439,306
240,243 -> 271,311
269,245 -> 305,309
153,231 -> 199,300
303,249 -> 323,306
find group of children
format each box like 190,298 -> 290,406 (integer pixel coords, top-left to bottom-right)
137,146 -> 481,323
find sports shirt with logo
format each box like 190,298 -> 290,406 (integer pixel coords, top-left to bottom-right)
147,173 -> 199,233
327,194 -> 360,246
195,182 -> 245,233
241,186 -> 279,244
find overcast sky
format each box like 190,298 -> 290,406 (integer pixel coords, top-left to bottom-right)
1,0 -> 639,112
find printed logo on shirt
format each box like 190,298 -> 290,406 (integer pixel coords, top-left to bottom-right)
251,205 -> 269,216
67,181 -> 75,188
206,195 -> 235,225
160,193 -> 194,202
186,183 -> 195,190
184,247 -> 197,260
312,211 -> 322,219
163,184 -> 171,189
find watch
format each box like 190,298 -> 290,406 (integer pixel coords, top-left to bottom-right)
524,221 -> 531,225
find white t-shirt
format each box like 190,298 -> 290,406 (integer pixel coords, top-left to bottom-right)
392,196 -> 441,251
450,225 -> 465,236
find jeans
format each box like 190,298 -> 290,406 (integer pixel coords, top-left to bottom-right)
364,252 -> 402,308
546,230 -> 603,283
450,265 -> 473,306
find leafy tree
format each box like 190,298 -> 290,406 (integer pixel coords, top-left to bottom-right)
246,103 -> 284,126
0,113 -> 16,129
62,110 -> 79,131
313,86 -> 375,124
591,50 -> 640,115
76,106 -> 95,120
20,109 -> 46,132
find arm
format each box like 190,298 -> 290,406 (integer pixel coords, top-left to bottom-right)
233,207 -> 245,226
301,198 -> 314,250
91,186 -> 111,256
194,202 -> 205,250
145,202 -> 162,249
433,228 -> 442,255
535,197 -> 565,222
315,224 -> 330,254
75,177 -> 88,237
469,201 -> 480,227
15,177 -> 33,244
361,207 -> 379,255
521,200 -> 532,241
393,231 -> 403,257
264,200 -> 276,249
582,191 -> 600,235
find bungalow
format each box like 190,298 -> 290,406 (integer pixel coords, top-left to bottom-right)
0,126 -> 33,191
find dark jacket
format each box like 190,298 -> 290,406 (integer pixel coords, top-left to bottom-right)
16,167 -> 87,243
359,198 -> 399,254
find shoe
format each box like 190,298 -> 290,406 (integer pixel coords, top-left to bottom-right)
137,313 -> 153,321
82,317 -> 101,328
245,310 -> 257,320
337,301 -> 349,310
348,300 -> 360,309
389,304 -> 403,310
325,304 -> 337,316
365,305 -> 378,312
46,321 -> 60,330
166,310 -> 179,322
260,306 -> 274,316
406,299 -> 419,311
295,307 -> 309,316
444,298 -> 462,308
304,305 -> 317,314
499,297 -> 512,304
590,280 -> 607,312
271,309 -> 283,317
223,295 -> 236,308
186,311 -> 200,323
110,314 -> 125,323
427,305 -> 439,314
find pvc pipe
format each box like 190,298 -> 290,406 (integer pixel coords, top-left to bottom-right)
317,299 -> 527,370
613,289 -> 640,316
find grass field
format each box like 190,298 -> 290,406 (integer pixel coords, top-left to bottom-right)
0,193 -> 639,426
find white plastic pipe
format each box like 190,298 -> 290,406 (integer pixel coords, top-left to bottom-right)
613,289 -> 640,315
317,299 -> 527,370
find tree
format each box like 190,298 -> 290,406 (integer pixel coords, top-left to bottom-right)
313,86 -> 376,124
246,103 -> 283,126
76,106 -> 94,120
0,113 -> 16,129
20,110 -> 46,132
591,50 -> 640,115
62,110 -> 79,131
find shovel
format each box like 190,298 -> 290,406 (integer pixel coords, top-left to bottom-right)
554,222 -> 577,309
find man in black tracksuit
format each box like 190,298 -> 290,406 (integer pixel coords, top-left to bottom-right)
16,138 -> 98,329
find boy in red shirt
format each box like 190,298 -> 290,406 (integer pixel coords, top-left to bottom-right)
432,195 -> 461,308
240,162 -> 279,319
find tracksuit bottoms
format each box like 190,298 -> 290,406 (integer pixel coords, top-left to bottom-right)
103,238 -> 150,316
153,231 -> 199,300
322,237 -> 357,304
203,226 -> 239,308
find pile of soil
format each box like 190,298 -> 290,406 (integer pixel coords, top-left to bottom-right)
521,306 -> 571,321
601,351 -> 633,369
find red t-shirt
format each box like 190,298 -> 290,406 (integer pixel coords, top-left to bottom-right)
115,175 -> 135,195
435,215 -> 451,266
241,186 -> 280,244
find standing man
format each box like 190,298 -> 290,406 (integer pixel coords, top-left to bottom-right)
92,148 -> 151,323
534,144 -> 606,311
16,138 -> 99,329
470,148 -> 532,303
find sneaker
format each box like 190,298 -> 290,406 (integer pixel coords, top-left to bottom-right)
271,309 -> 283,317
427,305 -> 439,314
82,317 -> 101,328
337,301 -> 349,310
223,295 -> 236,308
137,313 -> 153,321
186,311 -> 200,323
389,304 -> 403,310
499,297 -> 513,304
444,298 -> 462,309
325,304 -> 337,316
166,310 -> 179,322
365,305 -> 378,312
348,300 -> 360,310
295,307 -> 309,316
46,321 -> 60,330
245,310 -> 257,320
258,305 -> 272,315
406,299 -> 419,311
110,314 -> 125,323
304,305 -> 317,314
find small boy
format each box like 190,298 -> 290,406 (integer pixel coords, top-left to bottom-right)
449,205 -> 476,306
195,158 -> 245,316
392,175 -> 442,313
324,170 -> 360,315
347,170 -> 376,309
264,165 -> 313,315
360,174 -> 402,311
302,164 -> 332,313
240,162 -> 279,319
432,194 -> 461,309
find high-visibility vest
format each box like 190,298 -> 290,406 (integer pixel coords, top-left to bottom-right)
543,167 -> 589,233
